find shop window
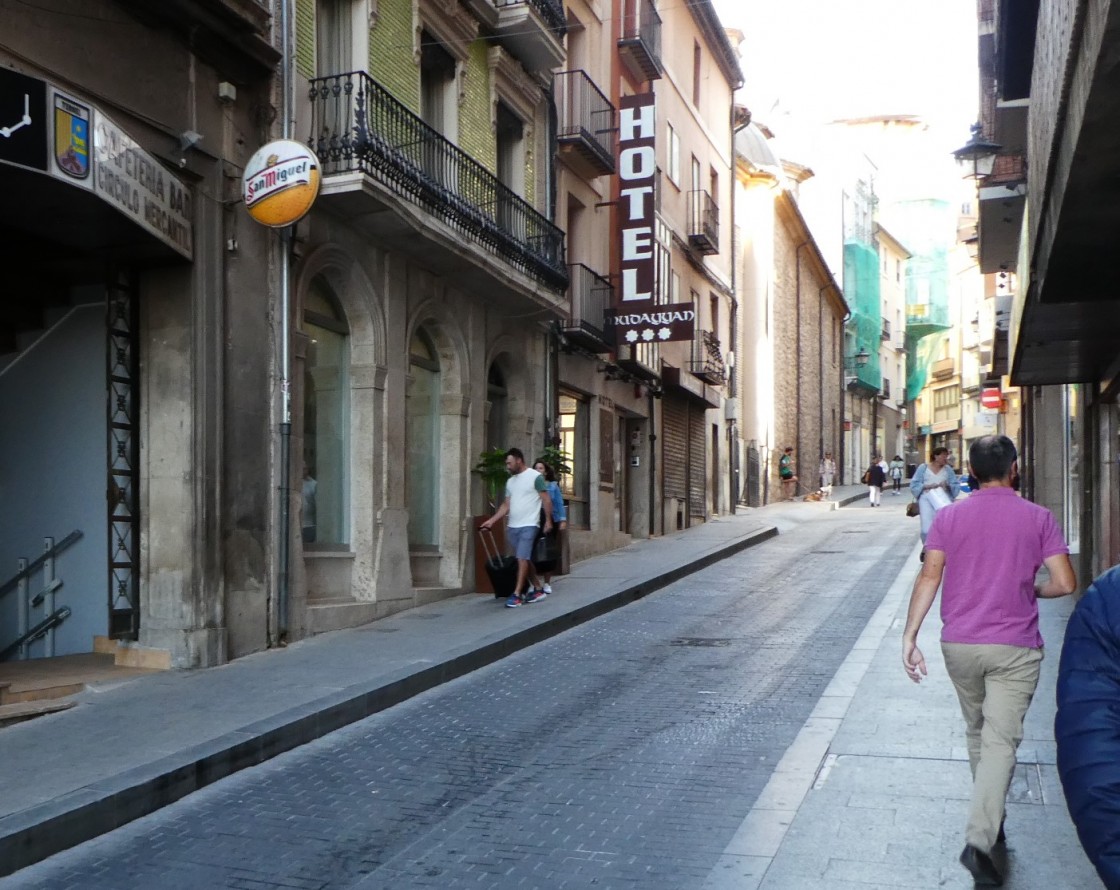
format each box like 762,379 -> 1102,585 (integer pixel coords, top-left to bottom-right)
559,393 -> 590,528
303,278 -> 350,547
408,327 -> 442,548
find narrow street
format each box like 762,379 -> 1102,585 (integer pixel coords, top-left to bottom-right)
6,503 -> 916,890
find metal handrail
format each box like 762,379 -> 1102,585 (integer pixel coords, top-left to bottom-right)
494,0 -> 567,33
0,530 -> 82,599
555,70 -> 616,169
690,328 -> 726,382
688,189 -> 719,247
567,263 -> 611,338
621,0 -> 662,61
309,71 -> 568,290
0,607 -> 71,662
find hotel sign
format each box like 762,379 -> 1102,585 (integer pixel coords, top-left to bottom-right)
606,93 -> 694,346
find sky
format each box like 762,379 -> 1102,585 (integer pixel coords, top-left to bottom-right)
711,0 -> 979,142
710,0 -> 980,268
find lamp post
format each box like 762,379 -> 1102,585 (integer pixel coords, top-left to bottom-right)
953,123 -> 1001,180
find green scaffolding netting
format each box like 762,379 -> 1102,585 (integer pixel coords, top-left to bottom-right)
886,199 -> 954,401
842,240 -> 881,391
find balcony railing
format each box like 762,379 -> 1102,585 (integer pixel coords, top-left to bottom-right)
688,190 -> 719,255
308,71 -> 567,290
881,317 -> 891,341
562,263 -> 612,351
619,0 -> 662,80
690,329 -> 726,384
495,0 -> 566,34
555,70 -> 616,177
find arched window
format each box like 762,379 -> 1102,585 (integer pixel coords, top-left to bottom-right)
303,278 -> 350,547
486,362 -> 509,450
407,327 -> 442,548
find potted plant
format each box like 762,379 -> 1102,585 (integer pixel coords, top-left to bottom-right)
474,446 -> 511,511
534,445 -> 572,482
472,447 -> 511,592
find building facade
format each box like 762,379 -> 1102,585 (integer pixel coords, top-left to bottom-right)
292,0 -> 568,633
0,0 -> 280,667
970,0 -> 1120,582
734,124 -> 847,505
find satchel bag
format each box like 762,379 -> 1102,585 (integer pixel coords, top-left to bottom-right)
905,500 -> 920,518
532,531 -> 560,566
861,469 -> 870,485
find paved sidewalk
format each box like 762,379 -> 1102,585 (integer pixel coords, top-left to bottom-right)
703,539 -> 1100,890
0,486 -> 866,878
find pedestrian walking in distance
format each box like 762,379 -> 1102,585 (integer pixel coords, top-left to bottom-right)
889,454 -> 905,494
480,448 -> 553,608
902,435 -> 1076,886
866,455 -> 886,506
819,451 -> 836,499
533,460 -> 567,595
910,446 -> 960,557
779,446 -> 797,500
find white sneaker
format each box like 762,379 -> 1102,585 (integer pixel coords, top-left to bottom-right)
542,583 -> 552,594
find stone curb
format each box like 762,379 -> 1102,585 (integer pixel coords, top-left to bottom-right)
0,524 -> 778,877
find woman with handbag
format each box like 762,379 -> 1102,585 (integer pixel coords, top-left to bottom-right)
533,461 -> 567,594
909,446 -> 960,555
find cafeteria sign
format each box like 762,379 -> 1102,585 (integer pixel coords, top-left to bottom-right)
243,140 -> 320,227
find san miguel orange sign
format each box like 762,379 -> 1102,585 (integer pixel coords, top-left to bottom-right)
607,93 -> 695,346
243,139 -> 320,227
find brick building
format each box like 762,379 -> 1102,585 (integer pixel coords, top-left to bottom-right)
734,124 -> 846,505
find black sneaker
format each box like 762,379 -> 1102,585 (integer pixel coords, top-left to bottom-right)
960,844 -> 1003,886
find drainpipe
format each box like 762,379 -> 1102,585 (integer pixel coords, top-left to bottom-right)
795,243 -> 809,478
648,386 -> 657,537
276,0 -> 294,641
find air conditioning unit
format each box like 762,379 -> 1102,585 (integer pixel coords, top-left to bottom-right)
724,398 -> 738,420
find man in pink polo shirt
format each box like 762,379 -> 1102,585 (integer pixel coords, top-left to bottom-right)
902,435 -> 1076,886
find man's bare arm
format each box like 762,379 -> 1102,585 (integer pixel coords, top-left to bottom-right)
1037,553 -> 1076,598
902,549 -> 945,683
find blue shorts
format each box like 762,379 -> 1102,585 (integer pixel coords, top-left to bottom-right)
507,525 -> 539,561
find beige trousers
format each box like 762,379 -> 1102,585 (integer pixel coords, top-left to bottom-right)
941,642 -> 1043,853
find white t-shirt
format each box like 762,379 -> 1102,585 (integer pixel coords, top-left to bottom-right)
506,468 -> 546,528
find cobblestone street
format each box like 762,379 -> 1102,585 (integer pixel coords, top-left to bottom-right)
6,505 -> 916,890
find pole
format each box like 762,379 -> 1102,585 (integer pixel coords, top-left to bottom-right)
277,0 -> 294,640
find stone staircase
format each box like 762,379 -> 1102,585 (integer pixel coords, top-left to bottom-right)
0,648 -> 166,729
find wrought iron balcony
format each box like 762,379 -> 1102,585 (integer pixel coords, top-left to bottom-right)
688,190 -> 719,256
493,0 -> 566,71
562,263 -> 612,352
617,341 -> 661,381
308,71 -> 567,291
690,329 -> 726,384
619,0 -> 663,81
881,317 -> 891,341
555,70 -> 616,178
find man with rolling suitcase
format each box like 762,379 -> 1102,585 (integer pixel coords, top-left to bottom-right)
481,448 -> 554,608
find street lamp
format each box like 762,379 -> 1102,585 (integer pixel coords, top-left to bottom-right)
953,122 -> 1001,180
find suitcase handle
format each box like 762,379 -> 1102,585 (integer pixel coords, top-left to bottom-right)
478,526 -> 505,565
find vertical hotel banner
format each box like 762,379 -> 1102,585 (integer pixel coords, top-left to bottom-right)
607,93 -> 695,346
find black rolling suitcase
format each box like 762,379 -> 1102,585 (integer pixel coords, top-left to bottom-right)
479,527 -> 518,599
